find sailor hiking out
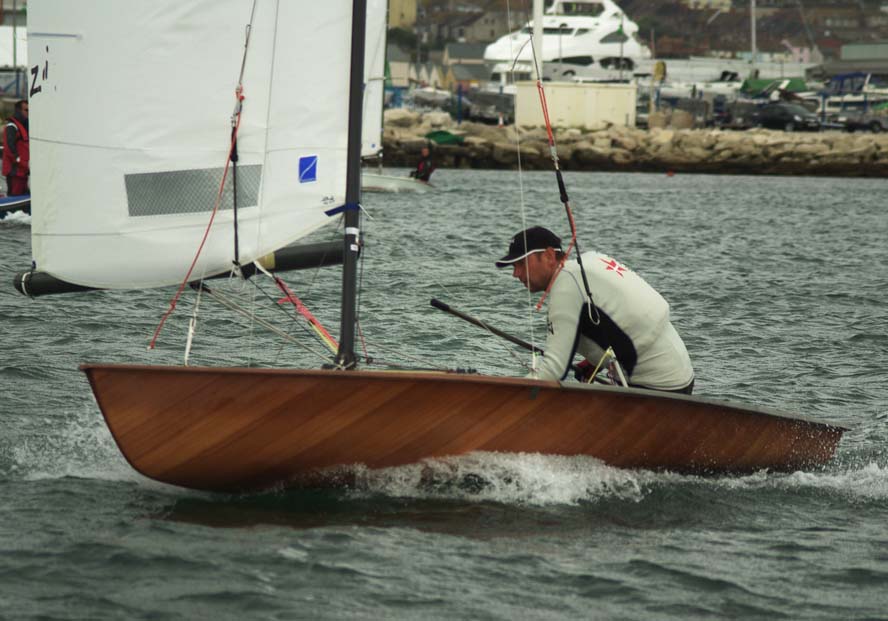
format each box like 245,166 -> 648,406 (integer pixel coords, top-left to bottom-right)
497,226 -> 695,393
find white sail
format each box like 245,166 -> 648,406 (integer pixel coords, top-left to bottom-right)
28,0 -> 353,289
361,0 -> 386,158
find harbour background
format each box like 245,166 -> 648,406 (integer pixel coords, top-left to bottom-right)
1,169 -> 887,620
380,110 -> 888,177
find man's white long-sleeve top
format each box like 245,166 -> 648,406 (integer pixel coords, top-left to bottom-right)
529,251 -> 694,391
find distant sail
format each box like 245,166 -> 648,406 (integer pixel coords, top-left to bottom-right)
28,0 -> 352,289
362,0 -> 387,158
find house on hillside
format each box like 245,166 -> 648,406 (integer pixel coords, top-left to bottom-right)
387,44 -> 412,88
388,0 -> 417,29
443,42 -> 487,68
410,63 -> 445,89
443,63 -> 490,91
450,11 -> 512,44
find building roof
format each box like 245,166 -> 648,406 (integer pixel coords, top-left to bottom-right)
450,63 -> 491,81
387,44 -> 411,63
444,42 -> 488,61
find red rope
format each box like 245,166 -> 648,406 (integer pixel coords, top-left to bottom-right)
148,88 -> 245,350
536,79 -> 556,147
532,79 -> 579,310
272,276 -> 339,352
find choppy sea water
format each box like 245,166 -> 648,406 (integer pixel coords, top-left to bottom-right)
1,169 -> 887,620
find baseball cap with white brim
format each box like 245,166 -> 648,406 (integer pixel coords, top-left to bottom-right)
495,226 -> 563,268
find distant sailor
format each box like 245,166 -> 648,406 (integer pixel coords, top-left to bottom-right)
409,145 -> 435,182
2,99 -> 30,197
496,226 -> 695,393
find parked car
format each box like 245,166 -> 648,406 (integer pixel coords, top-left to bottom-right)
715,101 -> 759,130
830,111 -> 888,133
752,103 -> 821,131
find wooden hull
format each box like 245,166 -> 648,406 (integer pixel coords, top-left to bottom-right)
361,173 -> 432,193
81,365 -> 846,493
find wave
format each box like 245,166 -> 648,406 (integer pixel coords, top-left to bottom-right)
346,451 -> 888,506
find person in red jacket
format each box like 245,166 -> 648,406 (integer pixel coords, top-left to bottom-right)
2,99 -> 29,197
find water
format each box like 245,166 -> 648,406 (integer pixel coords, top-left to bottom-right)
2,170 -> 887,620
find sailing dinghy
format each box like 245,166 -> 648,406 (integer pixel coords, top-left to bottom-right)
362,171 -> 433,193
22,0 -> 844,493
359,1 -> 433,194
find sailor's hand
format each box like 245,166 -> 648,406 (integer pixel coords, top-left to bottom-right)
574,360 -> 595,383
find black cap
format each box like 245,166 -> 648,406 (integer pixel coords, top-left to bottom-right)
495,226 -> 563,268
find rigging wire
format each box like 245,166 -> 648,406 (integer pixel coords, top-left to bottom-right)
505,0 -> 540,374
353,338 -> 453,372
252,261 -> 339,354
522,2 -> 600,326
354,233 -> 372,364
184,283 -> 203,366
196,283 -> 332,364
148,0 -> 260,350
243,271 -> 338,361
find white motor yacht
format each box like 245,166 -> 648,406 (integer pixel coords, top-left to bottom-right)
484,0 -> 650,79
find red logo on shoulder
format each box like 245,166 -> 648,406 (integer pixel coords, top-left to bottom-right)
599,258 -> 626,277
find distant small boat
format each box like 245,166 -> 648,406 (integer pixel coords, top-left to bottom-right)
362,172 -> 432,193
0,194 -> 30,218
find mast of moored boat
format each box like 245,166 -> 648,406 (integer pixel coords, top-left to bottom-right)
334,0 -> 368,370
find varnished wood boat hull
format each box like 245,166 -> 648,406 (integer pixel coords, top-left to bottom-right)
81,365 -> 846,493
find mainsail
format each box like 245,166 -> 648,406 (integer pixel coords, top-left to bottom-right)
28,0 -> 352,289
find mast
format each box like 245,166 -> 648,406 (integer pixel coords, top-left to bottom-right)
532,0 -> 544,79
334,0 -> 367,370
750,0 -> 757,74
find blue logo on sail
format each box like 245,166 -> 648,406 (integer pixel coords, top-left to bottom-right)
299,156 -> 318,183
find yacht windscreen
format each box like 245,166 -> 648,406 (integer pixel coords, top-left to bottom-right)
521,26 -> 575,35
600,29 -> 629,44
556,2 -> 605,17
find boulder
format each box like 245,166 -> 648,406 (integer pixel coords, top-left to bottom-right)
557,128 -> 584,143
572,142 -> 611,166
648,111 -> 668,129
422,111 -> 453,129
678,146 -> 710,162
384,108 -> 421,128
792,143 -> 831,156
670,109 -> 694,129
609,148 -> 634,165
612,133 -> 639,151
555,142 -> 575,162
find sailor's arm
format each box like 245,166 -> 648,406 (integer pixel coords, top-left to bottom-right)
527,272 -> 585,381
5,124 -> 19,158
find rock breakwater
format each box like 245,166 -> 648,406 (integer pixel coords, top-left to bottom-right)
379,109 -> 888,177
